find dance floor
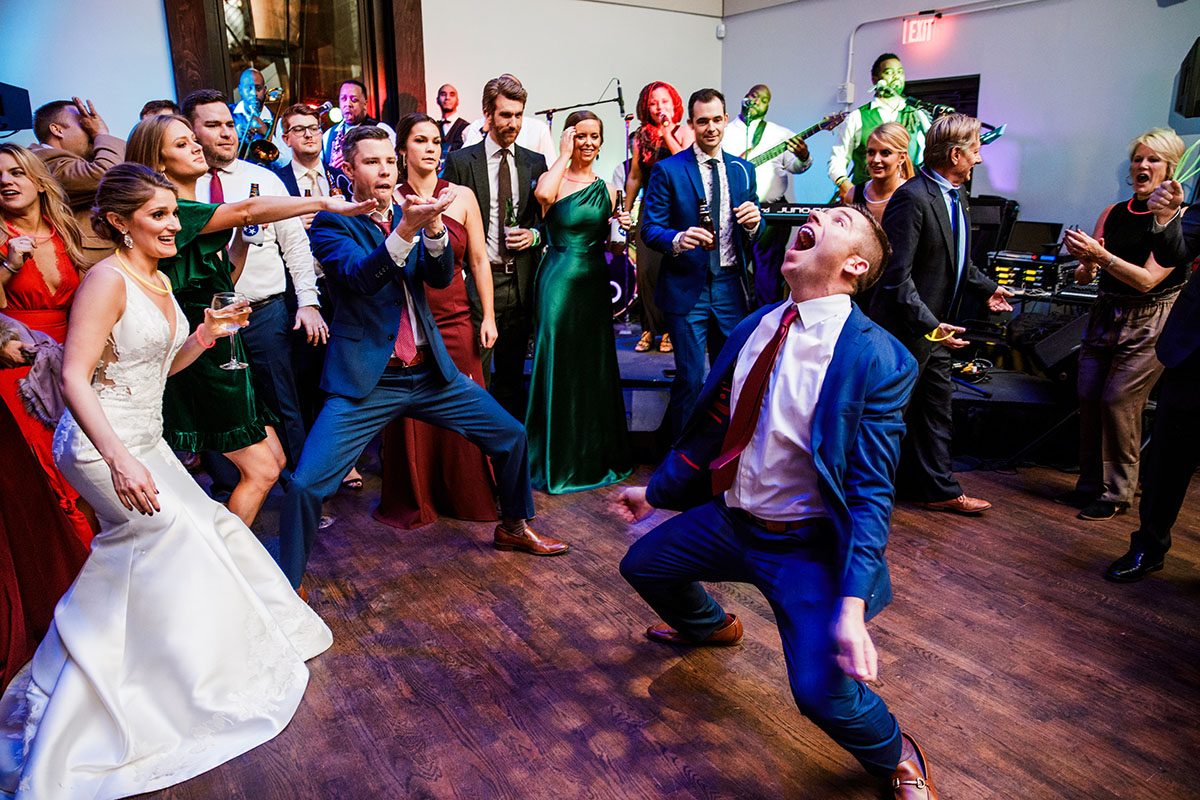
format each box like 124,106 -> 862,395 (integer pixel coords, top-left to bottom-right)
149,457 -> 1200,800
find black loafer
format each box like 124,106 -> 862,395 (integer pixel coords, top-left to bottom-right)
1104,548 -> 1164,583
1079,500 -> 1127,521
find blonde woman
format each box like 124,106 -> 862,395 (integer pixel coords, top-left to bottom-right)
845,122 -> 914,223
1061,127 -> 1188,521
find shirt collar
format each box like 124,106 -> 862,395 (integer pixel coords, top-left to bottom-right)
484,135 -> 512,160
211,160 -> 239,177
922,166 -> 960,192
291,159 -> 324,180
693,142 -> 723,164
870,95 -> 906,113
791,294 -> 851,331
366,202 -> 393,225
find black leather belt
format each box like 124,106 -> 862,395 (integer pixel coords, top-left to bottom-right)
386,346 -> 432,370
248,293 -> 284,311
731,507 -> 813,533
491,261 -> 515,274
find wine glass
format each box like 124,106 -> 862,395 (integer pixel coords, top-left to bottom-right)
211,292 -> 250,370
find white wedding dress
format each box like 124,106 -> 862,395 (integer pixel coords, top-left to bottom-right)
0,269 -> 333,799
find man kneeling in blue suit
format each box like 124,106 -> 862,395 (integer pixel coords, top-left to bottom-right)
279,126 -> 567,592
617,205 -> 939,799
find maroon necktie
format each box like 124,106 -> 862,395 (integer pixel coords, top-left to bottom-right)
208,168 -> 224,203
371,216 -> 418,363
710,305 -> 800,494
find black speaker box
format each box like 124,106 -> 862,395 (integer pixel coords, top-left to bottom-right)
0,83 -> 32,133
1178,36 -> 1200,118
1031,313 -> 1088,378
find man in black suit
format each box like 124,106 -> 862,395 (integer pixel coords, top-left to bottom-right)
442,76 -> 548,417
1106,180 -> 1200,582
868,113 -> 1012,514
436,84 -> 469,156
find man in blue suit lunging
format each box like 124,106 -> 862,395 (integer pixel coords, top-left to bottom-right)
618,205 -> 940,798
279,126 -> 568,592
640,88 -> 762,437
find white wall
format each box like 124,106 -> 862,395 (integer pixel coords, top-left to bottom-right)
0,0 -> 175,142
422,0 -> 723,183
722,0 -> 1200,228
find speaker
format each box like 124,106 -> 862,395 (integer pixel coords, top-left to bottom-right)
1031,313 -> 1088,378
1177,36 -> 1200,118
0,83 -> 32,133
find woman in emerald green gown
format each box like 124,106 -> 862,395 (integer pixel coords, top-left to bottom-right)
126,114 -> 371,524
527,111 -> 633,493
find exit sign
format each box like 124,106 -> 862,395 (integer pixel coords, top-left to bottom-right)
902,16 -> 936,44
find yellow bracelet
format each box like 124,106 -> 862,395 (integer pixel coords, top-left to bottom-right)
924,328 -> 954,342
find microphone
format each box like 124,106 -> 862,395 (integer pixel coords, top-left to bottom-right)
312,101 -> 334,116
616,80 -> 625,117
742,96 -> 752,109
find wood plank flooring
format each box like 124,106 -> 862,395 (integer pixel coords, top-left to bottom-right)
148,459 -> 1200,800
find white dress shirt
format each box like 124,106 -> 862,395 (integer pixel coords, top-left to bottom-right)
725,294 -> 852,521
196,159 -> 321,307
723,117 -> 812,204
483,135 -> 521,265
365,203 -> 449,348
290,159 -> 332,197
674,143 -> 750,268
462,115 -> 556,165
827,96 -> 932,185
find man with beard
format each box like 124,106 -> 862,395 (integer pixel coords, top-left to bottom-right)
442,76 -> 548,417
829,53 -> 931,203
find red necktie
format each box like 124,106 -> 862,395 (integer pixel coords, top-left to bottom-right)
208,168 -> 224,203
710,305 -> 800,494
371,216 -> 419,363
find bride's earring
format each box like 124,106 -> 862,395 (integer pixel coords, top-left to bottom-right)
120,230 -> 134,250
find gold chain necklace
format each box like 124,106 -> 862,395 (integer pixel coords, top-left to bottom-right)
115,251 -> 170,296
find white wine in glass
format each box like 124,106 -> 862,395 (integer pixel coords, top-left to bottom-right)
211,292 -> 250,370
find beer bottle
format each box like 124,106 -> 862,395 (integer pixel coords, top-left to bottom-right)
698,201 -> 716,251
609,190 -> 627,251
504,197 -> 517,229
242,183 -> 266,246
304,189 -> 312,197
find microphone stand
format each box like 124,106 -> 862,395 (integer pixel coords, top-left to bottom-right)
534,94 -> 623,127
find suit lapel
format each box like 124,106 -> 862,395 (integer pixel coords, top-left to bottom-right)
923,173 -> 955,279
811,312 -> 870,465
516,148 -> 532,215
470,146 -> 491,234
683,149 -> 705,208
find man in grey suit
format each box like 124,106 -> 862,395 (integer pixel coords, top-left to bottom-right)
441,76 -> 548,418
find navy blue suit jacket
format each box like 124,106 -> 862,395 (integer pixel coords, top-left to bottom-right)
640,147 -> 760,314
273,161 -> 350,200
308,209 -> 457,399
645,301 -> 918,619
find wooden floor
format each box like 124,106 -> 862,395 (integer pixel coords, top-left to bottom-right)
150,458 -> 1200,800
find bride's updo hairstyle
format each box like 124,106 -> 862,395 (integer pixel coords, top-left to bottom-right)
91,163 -> 178,244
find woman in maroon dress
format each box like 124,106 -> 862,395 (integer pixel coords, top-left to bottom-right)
375,113 -> 499,528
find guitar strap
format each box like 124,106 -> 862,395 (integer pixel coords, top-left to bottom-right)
740,119 -> 767,159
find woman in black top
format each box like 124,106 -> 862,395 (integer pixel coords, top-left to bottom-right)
1062,127 -> 1187,521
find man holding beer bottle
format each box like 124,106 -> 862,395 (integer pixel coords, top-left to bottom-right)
442,76 -> 548,417
641,88 -> 761,437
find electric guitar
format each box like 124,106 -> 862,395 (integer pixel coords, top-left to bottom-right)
746,111 -> 849,167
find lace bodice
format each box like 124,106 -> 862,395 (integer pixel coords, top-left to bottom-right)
55,269 -> 189,460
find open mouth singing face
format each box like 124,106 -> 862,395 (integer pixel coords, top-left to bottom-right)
1129,143 -> 1168,198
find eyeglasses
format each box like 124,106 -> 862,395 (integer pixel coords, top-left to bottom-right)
286,124 -> 321,137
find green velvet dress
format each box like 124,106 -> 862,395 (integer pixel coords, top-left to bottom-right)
526,180 -> 633,493
159,199 -> 271,453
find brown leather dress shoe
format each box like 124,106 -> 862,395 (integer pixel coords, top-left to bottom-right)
646,613 -> 743,646
919,494 -> 991,514
493,523 -> 570,556
891,732 -> 939,799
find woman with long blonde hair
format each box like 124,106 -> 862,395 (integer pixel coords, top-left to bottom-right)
0,143 -> 95,545
844,122 -> 914,223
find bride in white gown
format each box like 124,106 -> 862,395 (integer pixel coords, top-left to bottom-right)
0,164 -> 333,799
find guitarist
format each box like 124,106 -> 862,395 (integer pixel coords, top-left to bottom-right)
724,85 -> 812,306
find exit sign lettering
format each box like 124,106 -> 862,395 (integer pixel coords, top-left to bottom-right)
903,16 -> 936,44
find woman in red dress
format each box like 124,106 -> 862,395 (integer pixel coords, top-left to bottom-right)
0,143 -> 94,545
375,113 -> 499,528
